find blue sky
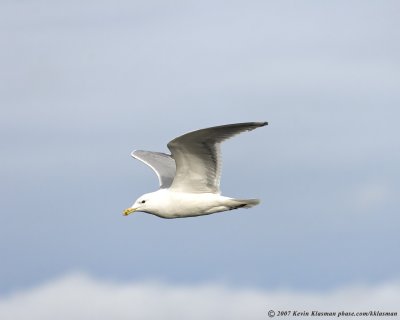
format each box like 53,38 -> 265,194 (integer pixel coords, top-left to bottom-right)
1,0 -> 400,317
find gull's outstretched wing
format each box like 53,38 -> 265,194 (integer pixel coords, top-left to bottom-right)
131,150 -> 176,188
167,122 -> 267,193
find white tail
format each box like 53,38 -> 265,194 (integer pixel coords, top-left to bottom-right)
232,198 -> 260,209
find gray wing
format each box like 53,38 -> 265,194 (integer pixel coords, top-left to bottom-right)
131,150 -> 176,188
167,122 -> 267,193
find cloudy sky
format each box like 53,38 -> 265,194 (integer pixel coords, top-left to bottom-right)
1,0 -> 399,318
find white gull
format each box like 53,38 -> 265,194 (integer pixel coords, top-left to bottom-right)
123,122 -> 267,219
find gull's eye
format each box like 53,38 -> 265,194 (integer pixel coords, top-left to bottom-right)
141,200 -> 146,204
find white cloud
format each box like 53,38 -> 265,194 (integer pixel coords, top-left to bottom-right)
0,274 -> 399,320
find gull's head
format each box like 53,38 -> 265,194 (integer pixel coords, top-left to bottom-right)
123,193 -> 154,216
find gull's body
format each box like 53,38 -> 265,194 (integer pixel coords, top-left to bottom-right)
124,122 -> 267,219
134,189 -> 253,218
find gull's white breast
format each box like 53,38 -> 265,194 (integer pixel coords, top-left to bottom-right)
147,189 -> 234,218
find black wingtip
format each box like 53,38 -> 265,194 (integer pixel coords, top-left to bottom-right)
259,121 -> 268,126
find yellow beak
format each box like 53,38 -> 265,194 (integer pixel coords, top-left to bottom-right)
123,207 -> 137,216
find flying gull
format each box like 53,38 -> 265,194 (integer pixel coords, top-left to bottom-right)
123,122 -> 267,218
